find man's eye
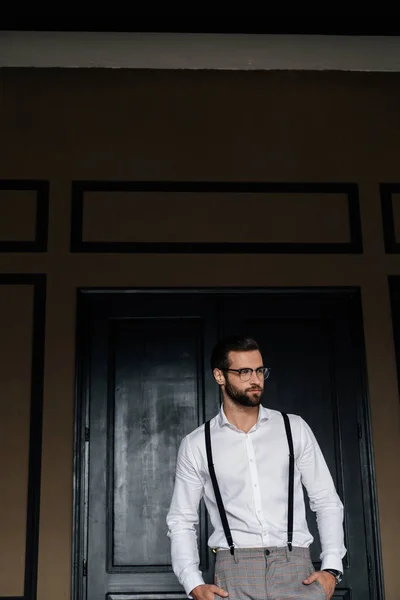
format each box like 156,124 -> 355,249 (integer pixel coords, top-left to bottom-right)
240,369 -> 252,375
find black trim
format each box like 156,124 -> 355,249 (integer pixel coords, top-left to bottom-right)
70,181 -> 363,254
351,291 -> 386,600
105,595 -> 187,600
2,19 -> 400,35
0,181 -> 49,253
380,183 -> 400,253
389,277 -> 400,404
0,275 -> 47,600
76,285 -> 360,295
72,288 -> 90,600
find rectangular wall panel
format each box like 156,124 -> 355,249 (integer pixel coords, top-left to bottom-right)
71,181 -> 362,254
0,181 -> 49,252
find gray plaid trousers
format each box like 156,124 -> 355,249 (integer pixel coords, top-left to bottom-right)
214,547 -> 327,600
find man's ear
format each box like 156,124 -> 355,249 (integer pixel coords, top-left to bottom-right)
213,368 -> 225,386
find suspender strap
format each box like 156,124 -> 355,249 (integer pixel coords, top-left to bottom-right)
204,414 -> 295,554
281,412 -> 294,552
204,420 -> 235,555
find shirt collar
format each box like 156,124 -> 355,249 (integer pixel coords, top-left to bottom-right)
218,404 -> 270,429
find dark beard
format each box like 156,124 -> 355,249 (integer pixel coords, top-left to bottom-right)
225,379 -> 263,407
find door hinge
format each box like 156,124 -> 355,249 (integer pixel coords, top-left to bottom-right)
85,427 -> 90,442
367,555 -> 372,573
83,558 -> 87,577
357,424 -> 362,439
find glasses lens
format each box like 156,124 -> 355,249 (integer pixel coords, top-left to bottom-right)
239,369 -> 252,382
256,367 -> 270,380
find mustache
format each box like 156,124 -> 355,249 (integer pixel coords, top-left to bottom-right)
246,386 -> 262,392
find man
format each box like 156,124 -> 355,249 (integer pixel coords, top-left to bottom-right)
167,336 -> 346,600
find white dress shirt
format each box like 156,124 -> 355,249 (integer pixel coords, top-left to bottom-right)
166,405 -> 346,596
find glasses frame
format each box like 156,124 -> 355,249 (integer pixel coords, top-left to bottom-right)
222,367 -> 271,382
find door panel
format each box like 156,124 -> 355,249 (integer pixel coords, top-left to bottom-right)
74,289 -> 380,600
84,295 -> 219,597
112,318 -> 203,568
219,293 -> 370,597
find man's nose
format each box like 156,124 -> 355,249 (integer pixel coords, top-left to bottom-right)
249,370 -> 260,384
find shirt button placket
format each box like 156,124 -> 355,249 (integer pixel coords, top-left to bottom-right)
247,435 -> 269,544
247,439 -> 263,520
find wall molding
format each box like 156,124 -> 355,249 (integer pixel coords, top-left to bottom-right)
381,183 -> 400,253
0,181 -> 49,253
0,275 -> 47,600
70,181 -> 363,254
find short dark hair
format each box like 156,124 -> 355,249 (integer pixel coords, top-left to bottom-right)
210,335 -> 261,371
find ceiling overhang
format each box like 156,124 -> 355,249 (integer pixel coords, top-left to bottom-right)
1,31 -> 400,71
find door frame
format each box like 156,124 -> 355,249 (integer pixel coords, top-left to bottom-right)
71,285 -> 384,600
389,277 -> 400,402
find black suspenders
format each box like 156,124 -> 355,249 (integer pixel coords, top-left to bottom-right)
281,412 -> 294,551
204,412 -> 295,555
205,419 -> 235,554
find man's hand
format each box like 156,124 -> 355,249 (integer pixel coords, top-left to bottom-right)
191,584 -> 228,600
303,570 -> 335,599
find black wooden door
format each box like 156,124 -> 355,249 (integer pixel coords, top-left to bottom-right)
74,289 -> 382,600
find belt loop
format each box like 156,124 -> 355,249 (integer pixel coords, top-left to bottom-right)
285,547 -> 291,562
233,548 -> 239,564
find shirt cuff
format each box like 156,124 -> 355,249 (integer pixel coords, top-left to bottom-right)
320,554 -> 343,574
183,572 -> 206,598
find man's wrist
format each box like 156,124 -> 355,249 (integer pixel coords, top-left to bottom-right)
184,573 -> 205,598
322,568 -> 343,584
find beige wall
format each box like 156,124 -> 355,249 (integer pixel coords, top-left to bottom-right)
0,68 -> 399,600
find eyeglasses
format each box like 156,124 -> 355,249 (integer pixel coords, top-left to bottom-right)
222,367 -> 271,382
